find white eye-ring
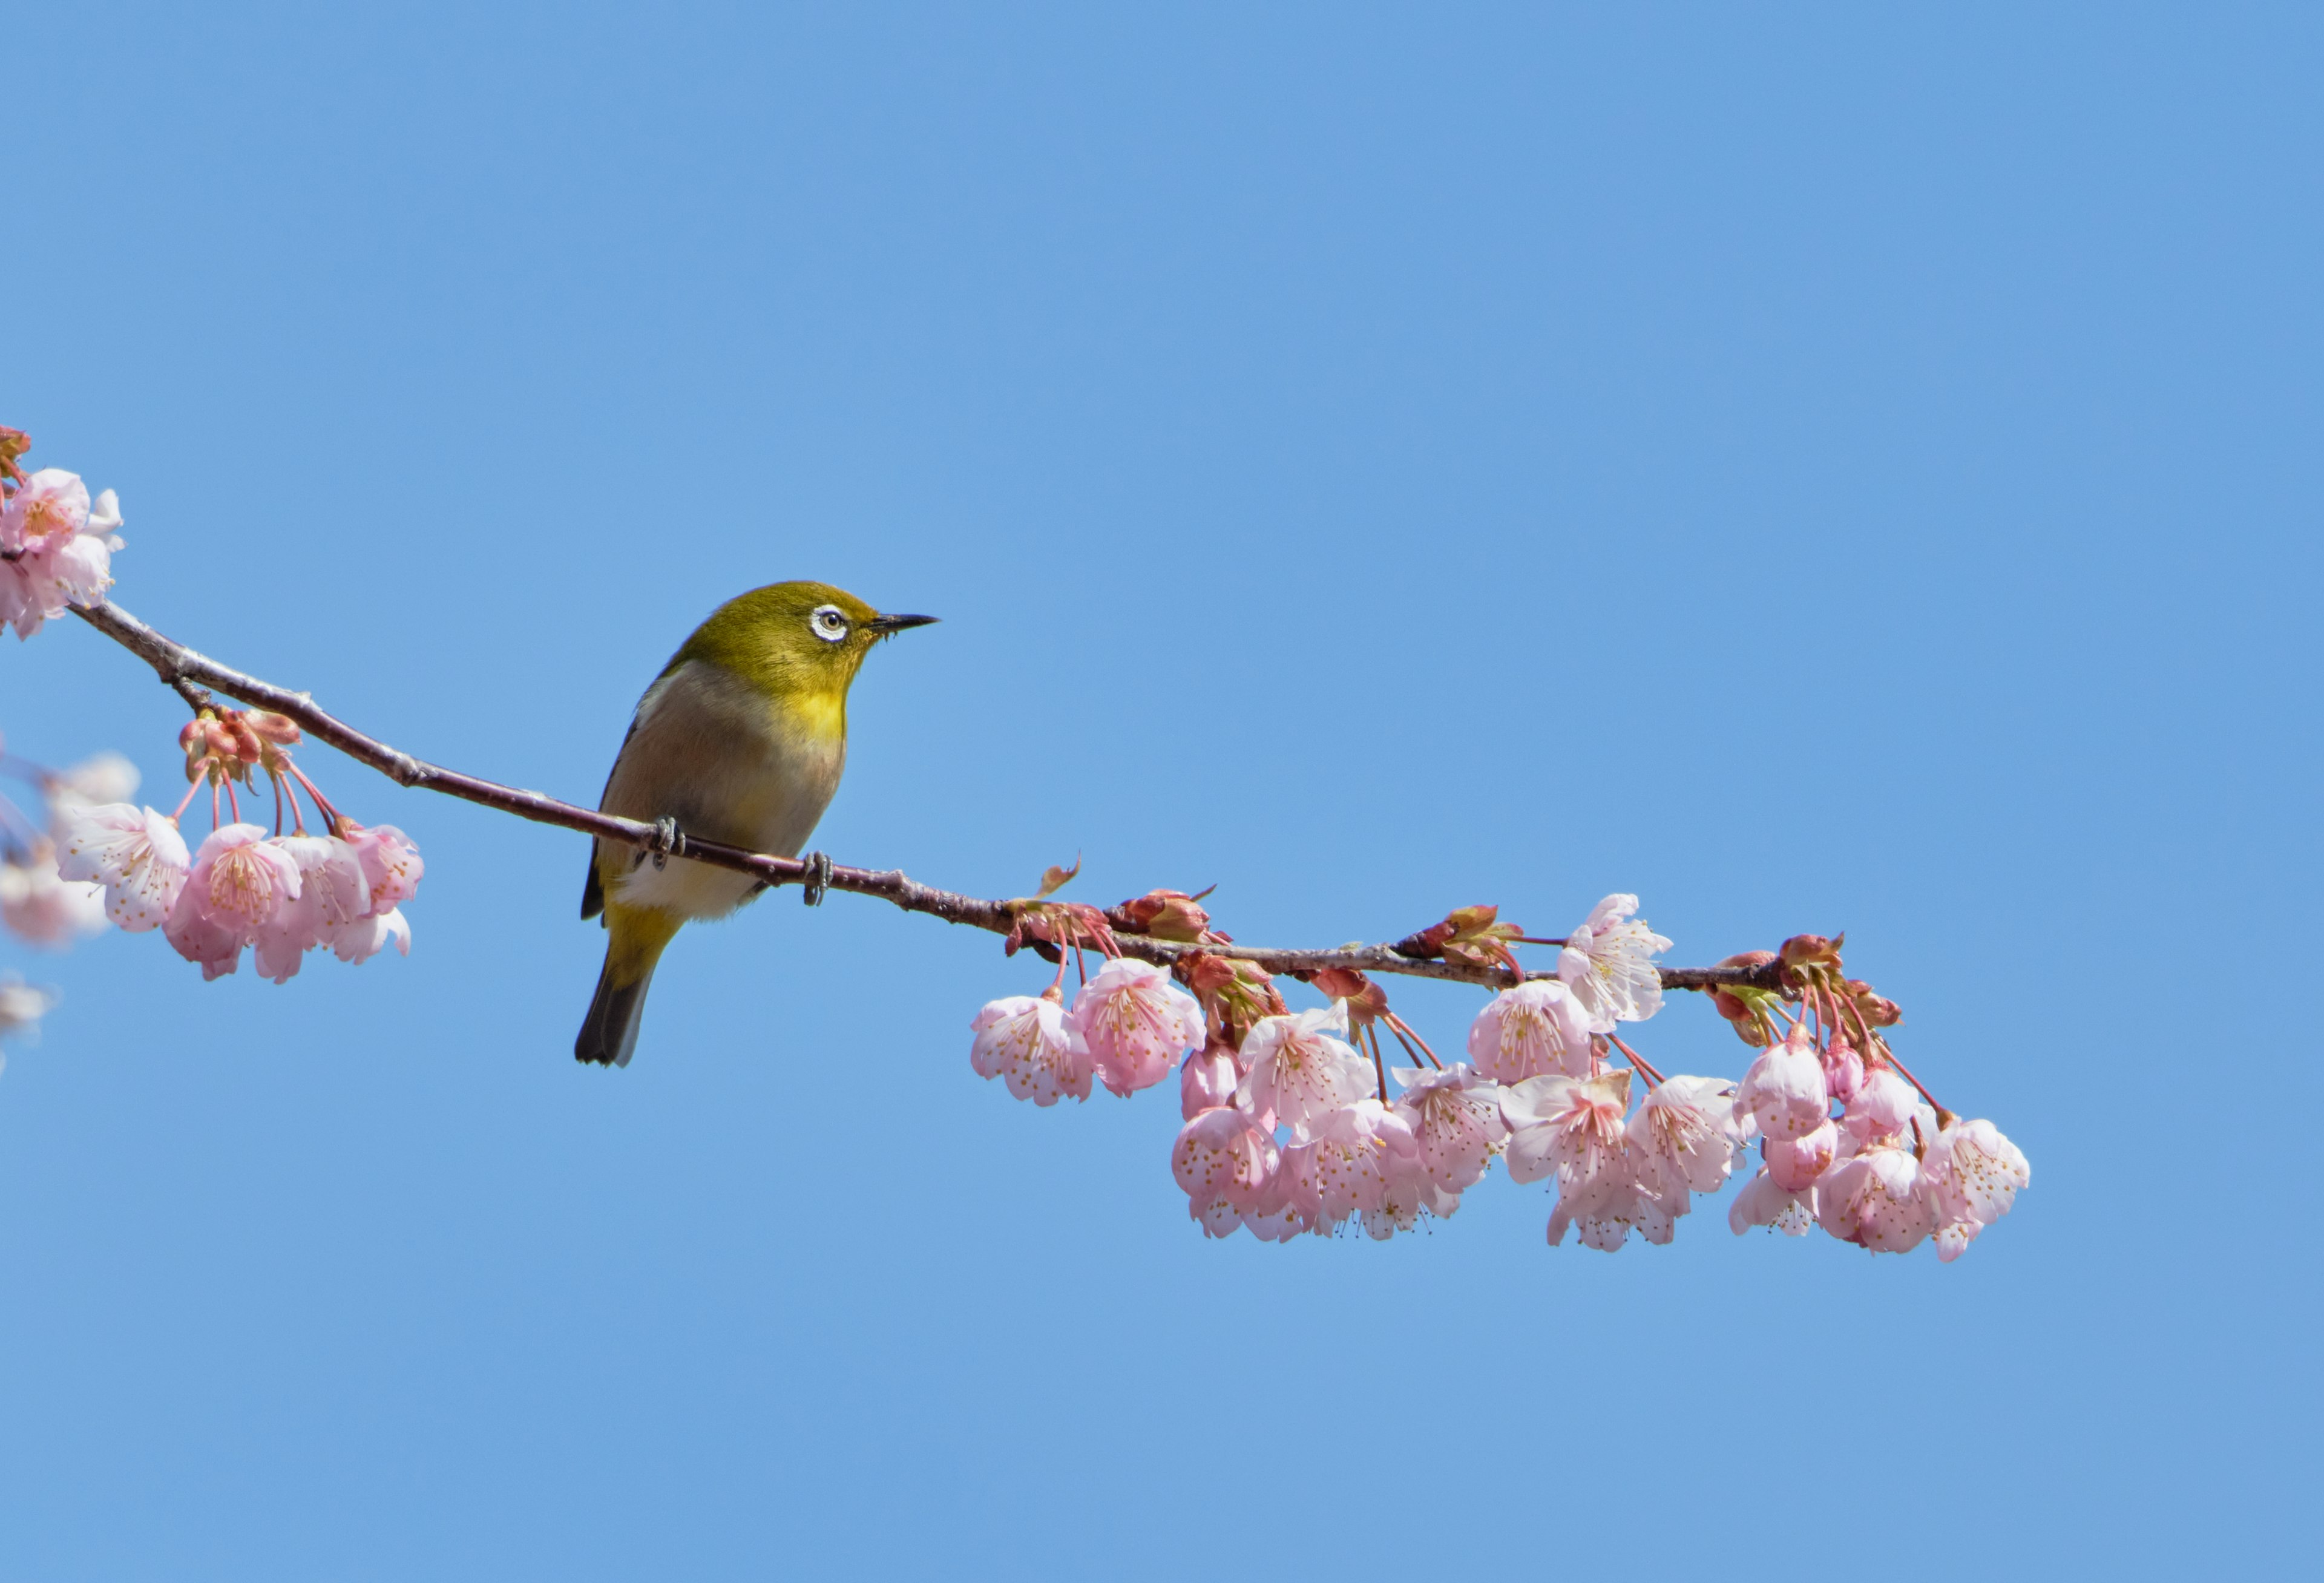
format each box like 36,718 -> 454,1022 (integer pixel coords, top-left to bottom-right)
810,605 -> 849,643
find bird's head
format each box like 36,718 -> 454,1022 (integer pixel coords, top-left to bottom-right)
676,581 -> 938,709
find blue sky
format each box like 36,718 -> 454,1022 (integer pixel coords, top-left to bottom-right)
4,4 -> 2317,1576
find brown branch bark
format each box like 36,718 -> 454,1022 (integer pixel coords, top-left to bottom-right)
69,598 -> 1786,998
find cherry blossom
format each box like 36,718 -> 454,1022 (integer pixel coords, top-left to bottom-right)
1390,1062 -> 1508,1195
1817,1142 -> 1934,1253
1239,1172 -> 1315,1243
1764,1118 -> 1840,1193
1842,1065 -> 1917,1144
1178,1044 -> 1238,1119
1065,957 -> 1204,1097
1503,1068 -> 1636,1244
1821,1038 -> 1865,1106
1557,893 -> 1672,1032
329,906 -> 410,965
0,842 -> 108,946
54,802 -> 190,932
1548,1167 -> 1676,1251
1626,1075 -> 1745,1202
1171,1104 -> 1278,1237
340,821 -> 424,909
1282,1099 -> 1416,1231
1365,1144 -> 1460,1240
1465,978 -> 1592,1083
1728,1167 -> 1816,1236
0,471 -> 120,639
160,824 -> 301,979
1236,1001 -> 1371,1138
1737,1022 -> 1830,1141
0,973 -> 56,1052
969,991 -> 1090,1105
1920,1116 -> 2030,1262
251,835 -> 375,983
46,751 -> 139,813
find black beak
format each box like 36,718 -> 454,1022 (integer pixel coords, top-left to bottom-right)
868,612 -> 940,635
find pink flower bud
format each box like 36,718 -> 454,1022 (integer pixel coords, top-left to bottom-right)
1764,1118 -> 1839,1192
1822,1038 -> 1865,1106
1178,1045 -> 1238,1119
1843,1066 -> 1915,1144
1738,1023 -> 1830,1141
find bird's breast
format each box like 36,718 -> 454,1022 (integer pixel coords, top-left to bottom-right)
599,660 -> 849,917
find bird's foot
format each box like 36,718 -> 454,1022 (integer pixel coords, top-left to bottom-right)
649,816 -> 686,871
800,850 -> 832,906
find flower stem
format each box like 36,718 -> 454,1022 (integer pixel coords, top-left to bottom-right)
1607,1033 -> 1667,1087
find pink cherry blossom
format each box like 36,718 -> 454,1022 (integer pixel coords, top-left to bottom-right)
1282,1099 -> 1418,1231
163,824 -> 303,978
163,893 -> 243,979
1728,1167 -> 1816,1236
1503,1068 -> 1634,1218
1236,1001 -> 1371,1138
1816,1142 -> 1934,1253
1239,1170 -> 1315,1242
55,802 -> 191,932
0,468 -> 90,553
1365,1145 -> 1460,1240
0,842 -> 108,946
1546,1163 -> 1677,1252
329,906 -> 410,965
1821,1038 -> 1865,1106
1390,1062 -> 1508,1195
1764,1118 -> 1840,1193
1179,1044 -> 1238,1119
1842,1065 -> 1917,1144
47,750 -> 140,813
0,973 -> 57,1050
1065,957 -> 1204,1097
1172,1105 -> 1278,1237
1556,893 -> 1672,1032
252,836 -> 374,983
1626,1075 -> 1745,1201
1465,979 -> 1593,1083
0,470 -> 119,639
969,991 -> 1092,1106
1920,1117 -> 2030,1262
339,822 -> 424,909
1738,1022 -> 1830,1141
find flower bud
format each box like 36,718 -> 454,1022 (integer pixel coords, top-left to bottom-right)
1822,1038 -> 1865,1105
1120,888 -> 1212,942
242,711 -> 301,746
1764,1119 -> 1838,1193
1778,934 -> 1842,972
1845,978 -> 1902,1027
1180,1043 -> 1239,1119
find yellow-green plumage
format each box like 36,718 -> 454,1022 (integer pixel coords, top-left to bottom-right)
575,581 -> 934,1067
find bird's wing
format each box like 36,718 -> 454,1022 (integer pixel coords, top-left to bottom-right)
580,713 -> 640,922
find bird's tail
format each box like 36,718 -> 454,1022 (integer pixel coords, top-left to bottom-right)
576,905 -> 681,1067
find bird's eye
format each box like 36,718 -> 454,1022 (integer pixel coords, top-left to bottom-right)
810,605 -> 849,643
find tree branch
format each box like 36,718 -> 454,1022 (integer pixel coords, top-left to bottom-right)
70,598 -> 1785,998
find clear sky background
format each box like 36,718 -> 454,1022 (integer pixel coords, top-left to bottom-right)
4,4 -> 2317,1577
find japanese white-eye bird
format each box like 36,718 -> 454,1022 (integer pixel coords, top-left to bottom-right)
576,582 -> 937,1067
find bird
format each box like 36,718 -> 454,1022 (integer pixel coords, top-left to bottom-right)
574,581 -> 937,1067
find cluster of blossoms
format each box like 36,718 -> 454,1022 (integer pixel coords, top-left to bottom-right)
0,432 -> 424,989
43,707 -> 425,983
0,429 -> 120,640
969,891 -> 2027,1259
2,740 -> 146,1049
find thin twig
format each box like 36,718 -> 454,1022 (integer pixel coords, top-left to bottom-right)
69,598 -> 1790,997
